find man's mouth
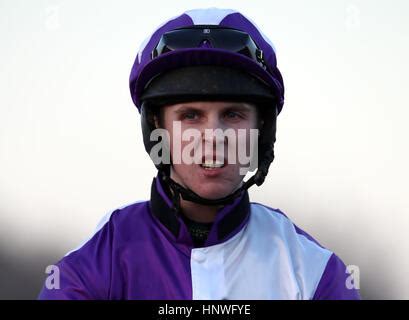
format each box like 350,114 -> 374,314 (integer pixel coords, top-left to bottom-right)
200,160 -> 226,170
199,156 -> 226,170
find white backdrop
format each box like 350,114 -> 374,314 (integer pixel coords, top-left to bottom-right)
0,0 -> 408,299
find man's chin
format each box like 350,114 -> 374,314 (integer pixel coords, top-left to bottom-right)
192,185 -> 235,200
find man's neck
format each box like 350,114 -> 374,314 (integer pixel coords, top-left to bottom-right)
179,197 -> 222,223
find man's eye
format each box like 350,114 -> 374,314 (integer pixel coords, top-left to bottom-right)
224,111 -> 241,119
182,112 -> 198,120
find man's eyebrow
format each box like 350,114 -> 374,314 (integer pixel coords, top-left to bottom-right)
223,104 -> 253,112
173,105 -> 203,114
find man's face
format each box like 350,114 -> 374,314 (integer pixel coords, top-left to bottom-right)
159,101 -> 258,200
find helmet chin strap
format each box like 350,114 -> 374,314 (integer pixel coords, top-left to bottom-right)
159,163 -> 269,212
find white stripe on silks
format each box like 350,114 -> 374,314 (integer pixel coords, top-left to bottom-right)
190,203 -> 333,299
64,200 -> 145,257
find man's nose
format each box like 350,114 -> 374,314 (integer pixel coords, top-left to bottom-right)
201,114 -> 228,145
205,113 -> 228,131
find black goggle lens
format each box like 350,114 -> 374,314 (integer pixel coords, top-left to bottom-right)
152,26 -> 265,67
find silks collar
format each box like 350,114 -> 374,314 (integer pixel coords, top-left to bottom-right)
149,175 -> 250,247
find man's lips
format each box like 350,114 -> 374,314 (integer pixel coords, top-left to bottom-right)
199,155 -> 226,169
197,155 -> 229,178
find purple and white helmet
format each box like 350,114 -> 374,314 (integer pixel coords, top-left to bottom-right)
129,8 -> 285,206
129,8 -> 284,114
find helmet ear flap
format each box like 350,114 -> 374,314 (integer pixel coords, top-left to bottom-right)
141,101 -> 171,173
255,103 -> 278,185
141,101 -> 157,156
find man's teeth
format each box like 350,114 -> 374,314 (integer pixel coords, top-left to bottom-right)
201,160 -> 224,168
